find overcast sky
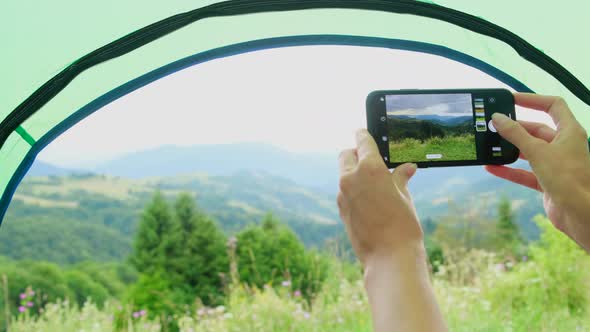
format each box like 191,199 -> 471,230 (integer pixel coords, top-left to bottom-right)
387,93 -> 472,117
37,46 -> 553,168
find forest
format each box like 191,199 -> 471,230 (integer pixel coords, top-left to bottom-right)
2,187 -> 589,331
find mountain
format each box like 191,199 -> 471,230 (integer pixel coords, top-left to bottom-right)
27,160 -> 80,177
394,115 -> 472,126
4,170 -> 342,263
11,152 -> 544,265
410,160 -> 544,240
90,143 -> 338,193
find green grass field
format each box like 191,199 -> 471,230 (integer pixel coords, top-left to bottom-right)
389,134 -> 476,163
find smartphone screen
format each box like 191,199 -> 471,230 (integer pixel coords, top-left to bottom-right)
366,89 -> 518,168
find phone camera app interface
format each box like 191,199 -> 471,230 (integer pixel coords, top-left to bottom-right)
385,94 -> 477,163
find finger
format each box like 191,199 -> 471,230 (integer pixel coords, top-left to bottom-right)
338,149 -> 358,175
518,120 -> 557,142
514,93 -> 577,130
518,152 -> 528,161
392,163 -> 417,188
492,113 -> 545,158
485,165 -> 542,192
355,129 -> 380,161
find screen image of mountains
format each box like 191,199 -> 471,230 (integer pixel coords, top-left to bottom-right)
385,93 -> 477,163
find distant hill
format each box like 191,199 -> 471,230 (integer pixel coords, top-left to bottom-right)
395,115 -> 472,126
4,170 -> 342,264
11,151 -> 545,264
90,143 -> 338,193
27,160 -> 81,177
387,115 -> 473,142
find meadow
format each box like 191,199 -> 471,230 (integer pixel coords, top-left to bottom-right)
389,134 -> 477,163
6,216 -> 590,332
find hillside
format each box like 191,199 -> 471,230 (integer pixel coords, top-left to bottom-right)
2,171 -> 342,264
2,147 -> 546,264
89,143 -> 339,193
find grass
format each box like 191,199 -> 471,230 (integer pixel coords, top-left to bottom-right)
389,134 -> 476,163
9,217 -> 590,332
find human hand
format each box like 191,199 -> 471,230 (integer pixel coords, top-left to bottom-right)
485,93 -> 590,251
337,129 -> 447,332
337,129 -> 424,267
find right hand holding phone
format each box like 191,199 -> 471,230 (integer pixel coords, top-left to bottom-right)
485,93 -> 590,252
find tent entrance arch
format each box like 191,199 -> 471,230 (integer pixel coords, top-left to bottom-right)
0,34 -> 536,222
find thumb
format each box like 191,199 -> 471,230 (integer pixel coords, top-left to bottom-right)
492,113 -> 544,158
392,163 -> 417,188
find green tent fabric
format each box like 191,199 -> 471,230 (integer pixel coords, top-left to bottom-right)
1,0 -> 589,223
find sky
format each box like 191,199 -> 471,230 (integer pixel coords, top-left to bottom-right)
37,46 -> 553,168
386,93 -> 472,117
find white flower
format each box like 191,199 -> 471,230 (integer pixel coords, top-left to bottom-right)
223,313 -> 233,319
215,305 -> 225,313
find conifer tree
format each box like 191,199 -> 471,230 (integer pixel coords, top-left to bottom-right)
496,196 -> 522,254
130,191 -> 173,274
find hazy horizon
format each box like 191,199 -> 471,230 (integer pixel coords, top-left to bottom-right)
36,46 -> 552,169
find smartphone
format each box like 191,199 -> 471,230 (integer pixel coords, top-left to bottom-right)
366,88 -> 518,168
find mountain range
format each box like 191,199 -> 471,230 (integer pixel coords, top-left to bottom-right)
2,143 -> 544,263
393,115 -> 472,126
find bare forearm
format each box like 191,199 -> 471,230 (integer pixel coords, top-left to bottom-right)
364,244 -> 447,332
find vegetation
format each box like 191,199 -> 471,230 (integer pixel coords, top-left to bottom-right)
389,135 -> 477,162
387,115 -> 476,162
4,215 -> 590,331
2,174 -> 585,331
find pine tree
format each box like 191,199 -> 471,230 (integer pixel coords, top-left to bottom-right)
129,191 -> 173,274
170,193 -> 229,305
496,196 -> 522,254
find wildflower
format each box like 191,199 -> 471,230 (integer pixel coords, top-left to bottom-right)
294,290 -> 302,297
28,290 -> 35,296
26,302 -> 34,307
281,280 -> 291,287
132,312 -> 140,318
19,293 -> 26,300
197,308 -> 206,316
522,255 -> 528,262
215,305 -> 225,313
140,309 -> 147,316
223,313 -> 233,319
263,284 -> 271,290
18,306 -> 26,313
207,309 -> 215,316
303,312 -> 311,319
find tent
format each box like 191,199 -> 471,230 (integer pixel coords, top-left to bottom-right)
1,0 -> 589,224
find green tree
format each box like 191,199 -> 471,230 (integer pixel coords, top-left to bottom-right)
236,214 -> 327,298
432,200 -> 496,250
64,270 -> 109,307
171,193 -> 229,305
129,191 -> 174,273
495,197 -> 522,255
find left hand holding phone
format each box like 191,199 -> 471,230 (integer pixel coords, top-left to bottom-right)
337,129 -> 448,332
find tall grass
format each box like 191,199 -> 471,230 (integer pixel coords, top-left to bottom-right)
389,134 -> 476,162
9,217 -> 590,332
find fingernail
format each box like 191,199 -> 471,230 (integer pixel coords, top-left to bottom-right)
407,163 -> 418,176
492,113 -> 510,128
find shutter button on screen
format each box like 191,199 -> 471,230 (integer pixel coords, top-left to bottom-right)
488,120 -> 497,133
